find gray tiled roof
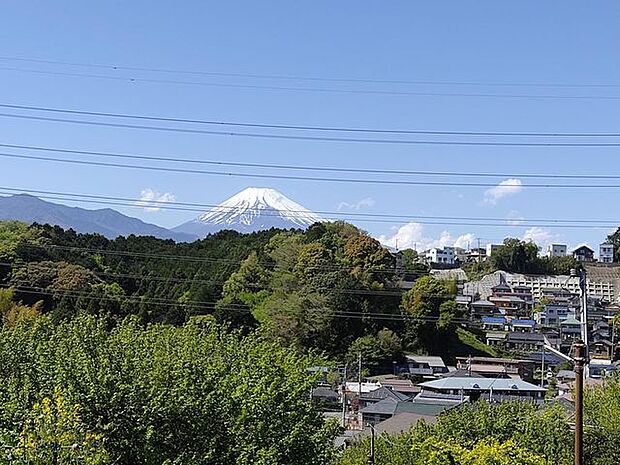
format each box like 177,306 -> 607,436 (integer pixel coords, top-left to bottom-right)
419,377 -> 545,392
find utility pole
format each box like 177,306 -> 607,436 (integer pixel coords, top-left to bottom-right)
358,352 -> 362,398
341,364 -> 348,429
574,341 -> 586,465
367,425 -> 375,465
578,268 -> 590,378
540,344 -> 545,388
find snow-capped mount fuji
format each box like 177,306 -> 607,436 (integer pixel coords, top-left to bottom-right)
173,187 -> 324,237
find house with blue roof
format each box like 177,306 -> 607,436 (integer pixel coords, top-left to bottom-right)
481,316 -> 506,331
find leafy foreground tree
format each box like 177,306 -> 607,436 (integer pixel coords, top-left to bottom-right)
341,402 -> 573,465
9,388 -> 108,465
584,373 -> 620,465
0,315 -> 338,465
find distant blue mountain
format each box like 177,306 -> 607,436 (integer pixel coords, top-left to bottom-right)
0,194 -> 197,241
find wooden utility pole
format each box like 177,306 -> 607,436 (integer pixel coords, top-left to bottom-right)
574,341 -> 586,465
367,426 -> 375,465
341,363 -> 348,428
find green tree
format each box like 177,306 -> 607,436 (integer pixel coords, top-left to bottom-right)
11,389 -> 109,465
401,276 -> 459,350
491,238 -> 541,274
0,315 -> 338,465
341,402 -> 572,465
346,329 -> 403,368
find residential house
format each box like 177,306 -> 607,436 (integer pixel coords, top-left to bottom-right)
572,244 -> 595,262
547,244 -> 568,257
379,378 -> 420,396
425,247 -> 455,265
416,377 -> 546,403
481,316 -> 506,331
404,355 -> 448,377
510,319 -> 536,333
560,314 -> 582,344
486,244 -> 502,258
536,302 -> 571,327
455,357 -> 535,382
471,299 -> 497,317
590,340 -> 614,360
589,358 -> 617,378
360,397 -> 453,426
311,386 -> 340,405
358,386 -> 410,411
599,243 -> 615,263
505,332 -> 544,353
485,331 -> 507,348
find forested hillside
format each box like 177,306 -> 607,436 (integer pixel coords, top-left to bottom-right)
0,220 -> 491,362
0,221 -> 280,323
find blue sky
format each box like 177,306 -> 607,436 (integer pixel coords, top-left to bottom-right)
1,1 -> 620,253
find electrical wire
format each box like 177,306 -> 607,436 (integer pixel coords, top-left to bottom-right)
5,152 -> 620,188
3,142 -> 620,179
1,55 -> 618,89
4,111 -> 620,147
1,188 -> 618,230
2,66 -> 620,101
1,261 -> 408,297
2,285 -> 471,324
1,185 -> 617,224
1,104 -> 620,138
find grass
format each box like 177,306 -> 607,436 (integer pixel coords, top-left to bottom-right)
455,327 -> 499,357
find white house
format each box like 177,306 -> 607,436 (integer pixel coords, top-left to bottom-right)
426,247 -> 455,265
547,244 -> 567,258
599,243 -> 615,263
486,244 -> 502,258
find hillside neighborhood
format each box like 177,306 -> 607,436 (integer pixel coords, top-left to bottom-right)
313,237 -> 620,445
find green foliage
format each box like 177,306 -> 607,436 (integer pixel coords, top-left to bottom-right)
491,238 -> 541,274
217,223 -> 403,357
584,374 -> 620,465
0,315 -> 338,465
10,388 -> 109,465
0,288 -> 41,327
341,402 -> 572,465
455,327 -> 499,357
0,222 -> 280,323
401,276 -> 461,351
463,239 -> 577,277
346,329 -> 403,368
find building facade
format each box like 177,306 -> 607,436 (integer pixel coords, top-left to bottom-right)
547,243 -> 567,257
600,243 -> 615,263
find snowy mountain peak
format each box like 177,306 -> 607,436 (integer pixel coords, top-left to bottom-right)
173,187 -> 324,237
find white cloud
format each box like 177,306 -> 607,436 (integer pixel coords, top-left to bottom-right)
337,197 -> 376,211
506,210 -> 525,226
136,188 -> 176,212
378,222 -> 476,251
483,178 -> 523,205
522,226 -> 556,251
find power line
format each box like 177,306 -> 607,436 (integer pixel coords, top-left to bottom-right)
1,55 -> 618,89
1,186 -> 619,228
4,152 -> 620,188
2,65 -> 620,101
1,104 -> 619,138
2,261 -> 407,297
3,285 -> 470,324
4,107 -> 620,147
17,243 -> 404,275
3,142 -> 620,180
